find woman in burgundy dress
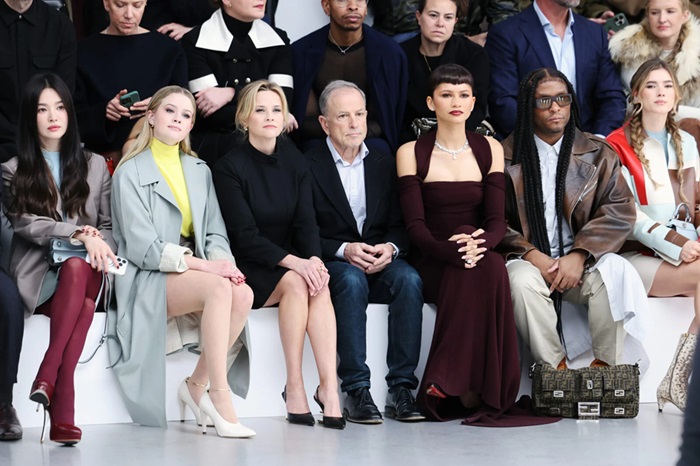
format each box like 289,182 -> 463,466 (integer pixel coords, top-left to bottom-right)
396,64 -> 541,426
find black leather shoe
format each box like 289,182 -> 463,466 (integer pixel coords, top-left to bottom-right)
0,403 -> 22,441
385,386 -> 425,422
343,387 -> 383,424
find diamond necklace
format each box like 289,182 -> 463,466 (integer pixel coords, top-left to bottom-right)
434,139 -> 469,160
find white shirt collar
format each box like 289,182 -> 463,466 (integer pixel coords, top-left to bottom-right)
196,9 -> 286,52
533,0 -> 575,28
326,137 -> 369,166
534,134 -> 564,156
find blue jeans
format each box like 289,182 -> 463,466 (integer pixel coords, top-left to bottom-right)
325,259 -> 423,392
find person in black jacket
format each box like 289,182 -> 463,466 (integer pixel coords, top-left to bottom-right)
306,80 -> 424,424
212,80 -> 343,430
182,0 -> 294,163
0,0 -> 76,163
400,0 -> 490,143
0,169 -> 24,441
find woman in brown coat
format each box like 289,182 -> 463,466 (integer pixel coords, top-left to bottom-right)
2,73 -> 117,445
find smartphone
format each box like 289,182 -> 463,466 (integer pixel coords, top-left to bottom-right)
605,13 -> 628,33
119,90 -> 140,109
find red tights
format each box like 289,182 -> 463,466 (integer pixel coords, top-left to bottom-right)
35,257 -> 102,424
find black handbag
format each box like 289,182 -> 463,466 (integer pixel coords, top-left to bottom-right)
48,238 -> 87,267
530,363 -> 640,419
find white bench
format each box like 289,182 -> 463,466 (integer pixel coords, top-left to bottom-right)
14,299 -> 694,427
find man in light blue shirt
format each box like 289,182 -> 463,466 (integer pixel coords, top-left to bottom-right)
305,80 -> 424,424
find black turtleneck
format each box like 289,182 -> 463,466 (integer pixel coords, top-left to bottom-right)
222,12 -> 253,39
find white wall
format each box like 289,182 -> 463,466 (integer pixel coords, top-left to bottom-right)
275,0 -> 373,42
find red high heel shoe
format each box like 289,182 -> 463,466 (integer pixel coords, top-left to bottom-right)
29,379 -> 54,407
425,384 -> 447,399
38,405 -> 82,445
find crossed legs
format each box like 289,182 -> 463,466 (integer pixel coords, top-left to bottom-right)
265,271 -> 341,417
166,270 -> 253,423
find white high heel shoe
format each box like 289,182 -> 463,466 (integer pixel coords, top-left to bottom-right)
199,389 -> 256,438
176,377 -> 213,427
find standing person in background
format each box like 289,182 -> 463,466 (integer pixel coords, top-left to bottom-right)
607,59 -> 700,413
182,0 -> 295,163
3,73 -> 116,445
0,0 -> 76,163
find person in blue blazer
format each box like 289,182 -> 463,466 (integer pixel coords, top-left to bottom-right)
291,0 -> 408,154
485,0 -> 626,139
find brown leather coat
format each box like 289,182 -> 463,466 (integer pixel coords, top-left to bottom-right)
499,129 -> 636,263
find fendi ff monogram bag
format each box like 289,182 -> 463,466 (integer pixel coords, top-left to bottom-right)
530,363 -> 640,419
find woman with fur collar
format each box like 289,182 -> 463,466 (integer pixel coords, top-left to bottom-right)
609,0 -> 700,119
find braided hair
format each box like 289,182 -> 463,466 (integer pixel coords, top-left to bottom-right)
627,58 -> 687,202
512,68 -> 580,345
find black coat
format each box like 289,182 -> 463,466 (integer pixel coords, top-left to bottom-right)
305,142 -> 408,261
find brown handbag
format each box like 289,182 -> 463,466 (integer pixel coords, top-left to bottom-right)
530,363 -> 640,419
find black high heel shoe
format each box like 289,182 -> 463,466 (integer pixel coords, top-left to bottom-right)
281,386 -> 315,426
313,386 -> 346,430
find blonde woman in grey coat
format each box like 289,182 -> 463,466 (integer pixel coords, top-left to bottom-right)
111,86 -> 255,438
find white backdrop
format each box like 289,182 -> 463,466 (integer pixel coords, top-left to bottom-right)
275,0 -> 374,42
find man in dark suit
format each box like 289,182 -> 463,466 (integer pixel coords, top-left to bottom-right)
292,0 -> 407,154
306,80 -> 424,424
485,0 -> 626,139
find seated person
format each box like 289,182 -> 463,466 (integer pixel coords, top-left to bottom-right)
2,73 -> 116,445
212,80 -> 344,430
499,68 -> 636,370
292,0 -> 408,154
485,0 -> 626,138
0,166 -> 24,441
0,0 -> 76,163
306,81 -> 424,424
609,0 -> 700,120
75,0 -> 187,165
111,86 -> 254,437
607,59 -> 700,413
181,0 -> 294,163
82,0 -> 215,39
397,65 -> 554,426
400,0 -> 489,142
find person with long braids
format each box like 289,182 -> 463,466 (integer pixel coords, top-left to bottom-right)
2,73 -> 117,445
606,59 -> 700,413
499,68 -> 637,372
397,64 -> 555,426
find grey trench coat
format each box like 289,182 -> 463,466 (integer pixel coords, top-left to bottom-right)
109,149 -> 250,427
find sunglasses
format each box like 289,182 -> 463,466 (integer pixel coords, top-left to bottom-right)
534,94 -> 573,110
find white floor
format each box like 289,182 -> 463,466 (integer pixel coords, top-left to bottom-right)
0,403 -> 685,466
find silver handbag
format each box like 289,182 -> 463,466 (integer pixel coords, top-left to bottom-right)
666,203 -> 698,241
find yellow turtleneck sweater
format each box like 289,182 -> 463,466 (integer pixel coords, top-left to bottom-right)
151,138 -> 193,237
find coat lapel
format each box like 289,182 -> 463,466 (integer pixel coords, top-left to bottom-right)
310,145 -> 360,235
520,7 -> 557,69
362,153 -> 380,236
135,148 -> 179,210
182,155 -> 208,246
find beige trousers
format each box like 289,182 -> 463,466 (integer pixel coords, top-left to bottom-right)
506,259 -> 626,367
